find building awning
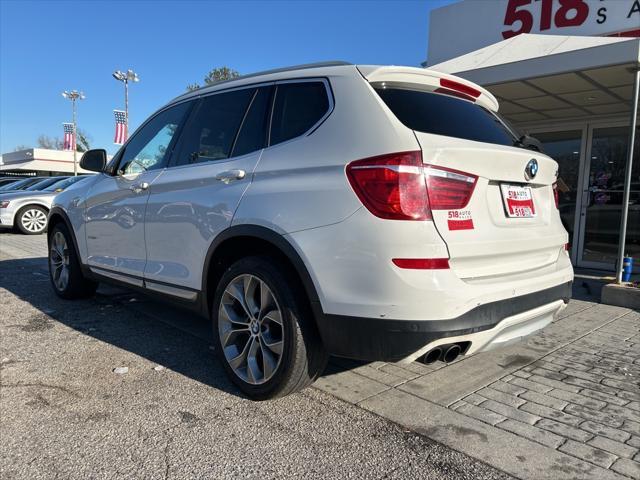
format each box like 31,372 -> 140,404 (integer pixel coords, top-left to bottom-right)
430,34 -> 640,125
0,148 -> 97,175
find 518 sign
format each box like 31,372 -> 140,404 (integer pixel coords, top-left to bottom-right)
502,0 -> 589,39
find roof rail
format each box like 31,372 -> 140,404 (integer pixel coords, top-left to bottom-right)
173,61 -> 352,100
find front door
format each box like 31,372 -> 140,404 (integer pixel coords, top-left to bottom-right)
577,125 -> 640,270
84,102 -> 191,282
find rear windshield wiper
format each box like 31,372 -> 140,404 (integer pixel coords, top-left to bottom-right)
514,134 -> 543,152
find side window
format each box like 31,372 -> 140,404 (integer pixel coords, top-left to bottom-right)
270,81 -> 330,146
118,102 -> 191,175
231,86 -> 272,157
174,88 -> 255,166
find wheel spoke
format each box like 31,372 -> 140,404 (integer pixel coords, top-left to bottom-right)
226,282 -> 253,320
260,339 -> 278,379
243,276 -> 260,318
263,309 -> 282,326
262,336 -> 283,356
246,337 -> 261,384
220,300 -> 250,326
228,335 -> 252,370
220,326 -> 249,348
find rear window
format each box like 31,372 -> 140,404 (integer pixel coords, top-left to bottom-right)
374,87 -> 517,147
270,82 -> 330,146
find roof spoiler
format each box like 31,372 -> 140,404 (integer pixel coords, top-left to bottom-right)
357,65 -> 499,112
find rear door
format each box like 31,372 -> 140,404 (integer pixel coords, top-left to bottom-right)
143,85 -> 272,292
373,84 -> 566,280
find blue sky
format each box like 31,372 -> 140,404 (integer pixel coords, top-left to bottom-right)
0,0 -> 453,154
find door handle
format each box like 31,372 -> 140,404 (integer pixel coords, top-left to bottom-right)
215,169 -> 246,184
130,182 -> 149,193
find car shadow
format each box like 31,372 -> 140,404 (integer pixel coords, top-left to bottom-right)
0,256 -> 365,399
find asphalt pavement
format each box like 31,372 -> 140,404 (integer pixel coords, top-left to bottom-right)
0,233 -> 513,479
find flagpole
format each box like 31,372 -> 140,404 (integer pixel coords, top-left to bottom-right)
112,69 -> 139,141
62,90 -> 85,176
72,98 -> 77,176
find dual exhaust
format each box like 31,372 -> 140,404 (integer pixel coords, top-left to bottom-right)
421,342 -> 470,365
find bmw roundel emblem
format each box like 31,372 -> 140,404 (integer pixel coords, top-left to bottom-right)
525,159 -> 539,180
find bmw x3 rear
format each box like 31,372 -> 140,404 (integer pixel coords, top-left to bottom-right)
48,62 -> 573,399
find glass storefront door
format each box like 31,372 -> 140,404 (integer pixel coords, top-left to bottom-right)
535,130 -> 583,254
579,126 -> 640,268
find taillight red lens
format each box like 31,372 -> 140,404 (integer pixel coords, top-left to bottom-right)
439,78 -> 481,99
553,183 -> 559,209
346,151 -> 431,221
424,165 -> 477,210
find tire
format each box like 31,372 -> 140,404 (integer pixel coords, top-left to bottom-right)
212,256 -> 328,400
48,222 -> 98,299
16,205 -> 48,235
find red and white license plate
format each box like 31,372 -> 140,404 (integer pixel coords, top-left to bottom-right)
500,184 -> 536,218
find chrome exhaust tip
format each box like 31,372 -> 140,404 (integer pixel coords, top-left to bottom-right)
443,344 -> 462,363
422,347 -> 443,365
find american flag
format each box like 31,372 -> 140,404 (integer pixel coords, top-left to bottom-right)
63,123 -> 75,151
114,110 -> 127,144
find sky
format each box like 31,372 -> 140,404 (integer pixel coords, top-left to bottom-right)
0,0 -> 454,155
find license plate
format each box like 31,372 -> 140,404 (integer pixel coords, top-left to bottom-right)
500,184 -> 536,218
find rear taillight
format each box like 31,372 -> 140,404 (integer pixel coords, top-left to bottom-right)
346,152 -> 478,220
346,151 -> 431,221
424,166 -> 477,210
553,183 -> 559,209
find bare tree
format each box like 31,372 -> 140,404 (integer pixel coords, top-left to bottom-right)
187,66 -> 240,91
36,129 -> 91,152
13,145 -> 31,151
37,135 -> 63,150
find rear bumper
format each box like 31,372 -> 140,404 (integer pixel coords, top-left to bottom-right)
315,281 -> 572,362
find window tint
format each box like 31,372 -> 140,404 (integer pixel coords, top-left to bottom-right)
0,178 -> 39,190
118,101 -> 191,175
231,87 -> 272,157
270,82 -> 329,146
43,175 -> 89,192
25,177 -> 65,191
174,89 -> 255,166
374,87 -> 517,147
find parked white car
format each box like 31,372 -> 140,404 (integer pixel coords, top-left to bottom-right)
1,176 -> 89,234
48,62 -> 573,399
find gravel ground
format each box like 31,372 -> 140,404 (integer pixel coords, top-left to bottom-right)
0,240 -> 514,480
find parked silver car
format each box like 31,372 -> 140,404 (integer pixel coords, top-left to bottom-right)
0,176 -> 91,234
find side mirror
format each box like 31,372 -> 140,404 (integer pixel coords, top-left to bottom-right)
80,149 -> 107,172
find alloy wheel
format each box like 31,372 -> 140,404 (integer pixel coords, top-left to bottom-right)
49,231 -> 70,291
21,208 -> 47,233
218,274 -> 284,385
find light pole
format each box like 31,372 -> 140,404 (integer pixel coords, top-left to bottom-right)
61,90 -> 85,176
112,69 -> 139,134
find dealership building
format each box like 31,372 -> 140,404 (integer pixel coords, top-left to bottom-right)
426,0 -> 639,274
0,149 -> 95,177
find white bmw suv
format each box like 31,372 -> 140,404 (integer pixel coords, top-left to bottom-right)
48,62 -> 573,399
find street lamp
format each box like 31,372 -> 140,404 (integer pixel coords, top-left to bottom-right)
112,69 -> 139,133
61,90 -> 85,176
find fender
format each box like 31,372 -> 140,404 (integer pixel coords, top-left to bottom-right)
48,207 -> 93,276
201,224 -> 321,317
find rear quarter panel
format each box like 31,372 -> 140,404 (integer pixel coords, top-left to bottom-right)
233,70 -> 420,233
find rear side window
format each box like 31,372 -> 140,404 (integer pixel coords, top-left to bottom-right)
174,88 -> 255,166
270,82 -> 329,146
231,86 -> 272,158
374,87 -> 517,147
